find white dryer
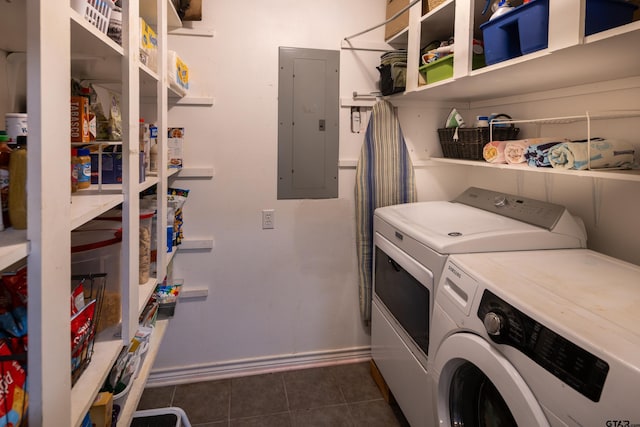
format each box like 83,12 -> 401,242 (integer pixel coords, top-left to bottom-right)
431,249 -> 640,426
372,187 -> 587,427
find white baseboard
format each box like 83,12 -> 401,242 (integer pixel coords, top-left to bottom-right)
146,346 -> 372,388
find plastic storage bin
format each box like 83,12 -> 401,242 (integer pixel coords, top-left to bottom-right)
71,224 -> 122,333
131,407 -> 192,427
71,0 -> 114,34
419,55 -> 453,85
585,0 -> 638,36
480,0 -> 549,66
94,208 -> 156,284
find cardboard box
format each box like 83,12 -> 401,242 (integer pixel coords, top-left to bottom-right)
139,17 -> 158,70
167,127 -> 184,168
89,391 -> 113,427
91,150 -> 123,184
385,0 -> 409,40
70,96 -> 90,142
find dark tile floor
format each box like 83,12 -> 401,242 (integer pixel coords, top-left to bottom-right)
136,361 -> 410,427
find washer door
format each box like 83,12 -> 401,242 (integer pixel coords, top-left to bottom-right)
434,333 -> 550,427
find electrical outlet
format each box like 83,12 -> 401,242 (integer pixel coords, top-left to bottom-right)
262,209 -> 275,229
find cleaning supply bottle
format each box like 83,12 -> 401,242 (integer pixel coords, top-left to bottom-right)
487,0 -> 513,20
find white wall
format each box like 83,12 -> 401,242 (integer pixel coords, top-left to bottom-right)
153,1 -> 640,382
152,0 -> 388,381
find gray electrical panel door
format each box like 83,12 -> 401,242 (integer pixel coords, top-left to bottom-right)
278,47 -> 339,199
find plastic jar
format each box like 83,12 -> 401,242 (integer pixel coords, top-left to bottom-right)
94,207 -> 156,284
139,210 -> 154,284
8,135 -> 27,229
0,131 -> 10,230
71,148 -> 79,193
5,113 -> 28,142
77,148 -> 91,189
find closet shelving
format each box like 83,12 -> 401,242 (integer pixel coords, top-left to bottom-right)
431,110 -> 640,182
379,0 -> 640,184
386,1 -> 640,103
0,0 -> 191,425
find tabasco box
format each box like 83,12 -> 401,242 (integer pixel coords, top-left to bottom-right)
70,96 -> 90,142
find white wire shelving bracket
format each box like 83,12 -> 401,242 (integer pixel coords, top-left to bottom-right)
482,110 -> 640,226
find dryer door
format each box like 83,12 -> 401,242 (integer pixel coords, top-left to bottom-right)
433,333 -> 550,427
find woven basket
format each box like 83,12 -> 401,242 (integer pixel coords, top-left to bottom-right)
437,126 -> 520,160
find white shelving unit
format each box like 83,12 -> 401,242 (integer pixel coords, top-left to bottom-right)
0,1 -> 189,425
381,0 -> 640,186
393,1 -> 640,103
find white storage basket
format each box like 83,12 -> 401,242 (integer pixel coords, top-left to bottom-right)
71,0 -> 114,34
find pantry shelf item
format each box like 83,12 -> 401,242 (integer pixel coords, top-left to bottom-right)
0,0 -> 188,425
70,273 -> 108,385
71,0 -> 114,35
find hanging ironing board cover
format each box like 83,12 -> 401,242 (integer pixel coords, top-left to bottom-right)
355,99 -> 416,323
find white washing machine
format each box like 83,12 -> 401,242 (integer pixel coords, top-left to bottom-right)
372,187 -> 587,427
431,249 -> 640,426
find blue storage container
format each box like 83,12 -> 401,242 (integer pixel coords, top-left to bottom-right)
585,0 -> 637,36
480,0 -> 549,66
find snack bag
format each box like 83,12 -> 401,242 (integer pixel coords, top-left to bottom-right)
167,188 -> 189,245
0,341 -> 28,427
71,300 -> 96,373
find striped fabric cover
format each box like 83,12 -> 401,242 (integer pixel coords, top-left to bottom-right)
355,100 -> 416,324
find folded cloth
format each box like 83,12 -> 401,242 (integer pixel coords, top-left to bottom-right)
548,138 -> 635,170
504,140 -> 531,164
483,141 -> 507,163
524,137 -> 568,167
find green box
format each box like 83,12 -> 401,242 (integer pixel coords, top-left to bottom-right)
419,54 -> 486,85
420,55 -> 453,84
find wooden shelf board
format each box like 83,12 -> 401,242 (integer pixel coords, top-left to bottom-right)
71,335 -> 124,427
115,319 -> 170,427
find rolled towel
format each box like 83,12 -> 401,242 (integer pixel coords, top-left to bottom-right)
524,138 -> 568,167
504,140 -> 531,164
548,138 -> 635,170
483,141 -> 507,163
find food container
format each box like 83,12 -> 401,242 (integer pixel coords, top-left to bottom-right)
94,208 -> 156,284
5,113 -> 27,142
139,210 -> 154,284
71,224 -> 122,333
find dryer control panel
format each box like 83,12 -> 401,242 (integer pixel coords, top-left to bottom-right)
453,187 -> 566,230
477,290 -> 609,402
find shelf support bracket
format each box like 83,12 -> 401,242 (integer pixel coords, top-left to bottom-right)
544,173 -> 554,202
592,177 -> 603,227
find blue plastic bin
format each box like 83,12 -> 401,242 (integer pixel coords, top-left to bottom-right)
480,0 -> 549,66
585,0 -> 637,36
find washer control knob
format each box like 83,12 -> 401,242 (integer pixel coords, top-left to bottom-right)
493,195 -> 508,208
484,312 -> 504,336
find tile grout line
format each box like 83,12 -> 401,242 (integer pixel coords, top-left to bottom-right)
281,373 -> 294,424
227,379 -> 232,425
